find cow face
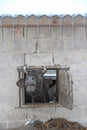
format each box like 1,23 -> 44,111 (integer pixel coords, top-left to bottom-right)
25,75 -> 36,87
25,75 -> 36,96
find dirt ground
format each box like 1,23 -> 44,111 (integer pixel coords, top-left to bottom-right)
34,118 -> 87,130
5,118 -> 87,130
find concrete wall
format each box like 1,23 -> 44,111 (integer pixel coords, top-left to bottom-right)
0,15 -> 87,128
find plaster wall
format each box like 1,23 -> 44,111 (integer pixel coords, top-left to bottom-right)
0,15 -> 87,128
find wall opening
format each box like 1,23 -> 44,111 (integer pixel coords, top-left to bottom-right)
16,66 -> 73,109
25,69 -> 57,104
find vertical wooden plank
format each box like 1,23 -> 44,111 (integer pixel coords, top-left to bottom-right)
58,69 -> 73,109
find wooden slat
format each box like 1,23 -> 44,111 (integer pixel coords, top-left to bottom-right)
17,65 -> 70,72
58,70 -> 73,109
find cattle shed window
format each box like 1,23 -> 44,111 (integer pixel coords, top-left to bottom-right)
16,66 -> 73,110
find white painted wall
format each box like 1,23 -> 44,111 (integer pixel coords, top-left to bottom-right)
0,15 -> 87,128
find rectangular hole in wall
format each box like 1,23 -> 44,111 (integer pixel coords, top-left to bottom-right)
25,69 -> 57,104
17,66 -> 73,110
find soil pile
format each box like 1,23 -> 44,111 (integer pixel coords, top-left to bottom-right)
34,118 -> 87,130
3,118 -> 87,130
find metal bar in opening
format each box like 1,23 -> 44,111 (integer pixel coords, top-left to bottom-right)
56,69 -> 59,102
43,79 -> 46,103
18,72 -> 21,107
23,73 -> 26,104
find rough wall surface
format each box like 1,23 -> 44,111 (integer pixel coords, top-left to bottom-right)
0,15 -> 87,128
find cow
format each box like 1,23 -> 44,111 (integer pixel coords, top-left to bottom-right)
16,68 -> 56,103
25,73 -> 43,103
25,76 -> 56,103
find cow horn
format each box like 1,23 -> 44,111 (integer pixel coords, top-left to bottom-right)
42,66 -> 47,74
23,65 -> 27,74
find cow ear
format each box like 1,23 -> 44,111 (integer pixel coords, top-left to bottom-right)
16,79 -> 25,88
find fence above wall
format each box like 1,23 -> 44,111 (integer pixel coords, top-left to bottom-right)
0,14 -> 87,52
0,14 -> 87,27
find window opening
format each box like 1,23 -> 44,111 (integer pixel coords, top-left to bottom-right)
25,68 -> 57,104
16,66 -> 73,109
